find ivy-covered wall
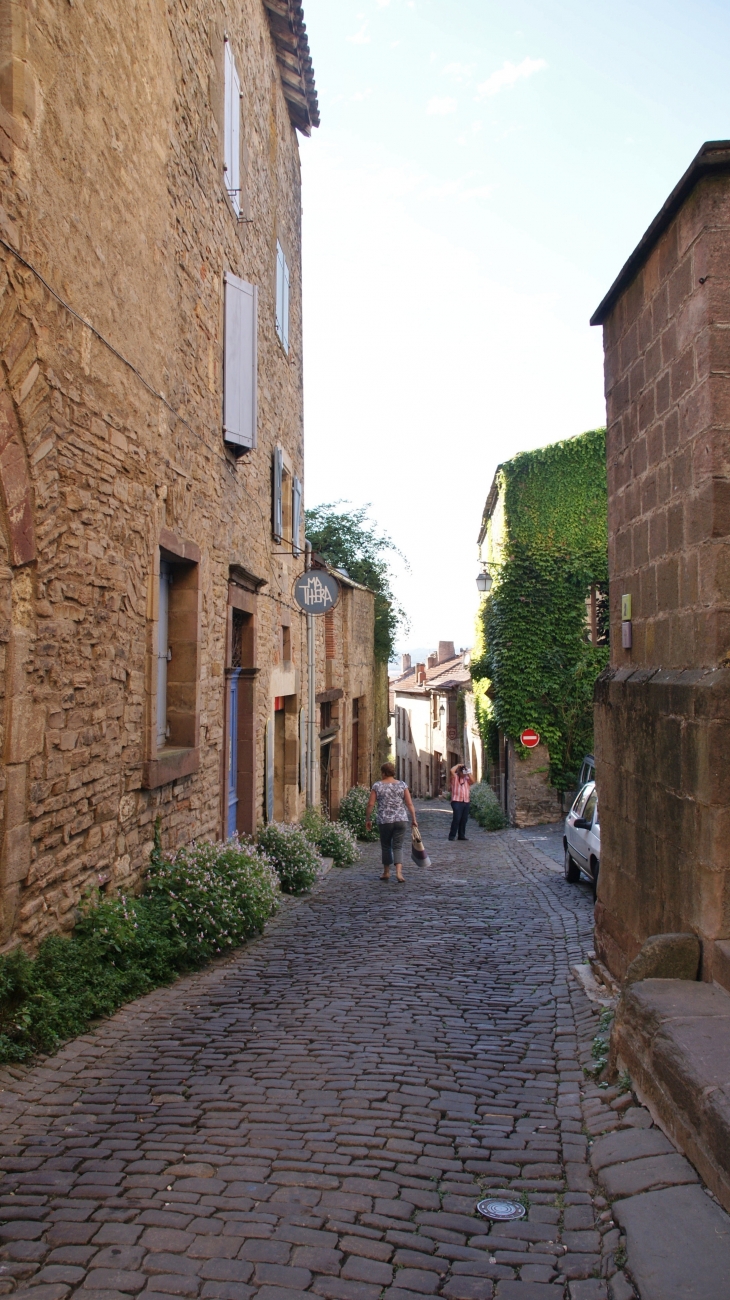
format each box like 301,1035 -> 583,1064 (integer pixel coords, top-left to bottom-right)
471,428 -> 609,792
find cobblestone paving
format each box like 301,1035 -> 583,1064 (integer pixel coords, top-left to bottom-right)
0,804 -> 639,1300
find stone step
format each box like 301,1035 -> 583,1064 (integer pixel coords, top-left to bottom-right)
611,977 -> 730,1212
613,1184 -> 730,1300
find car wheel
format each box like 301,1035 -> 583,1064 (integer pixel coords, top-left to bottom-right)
564,846 -> 580,883
591,858 -> 600,900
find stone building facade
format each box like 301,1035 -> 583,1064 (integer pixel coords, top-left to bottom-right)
0,0 -> 380,950
311,567 -> 381,819
391,644 -> 481,798
591,140 -> 730,984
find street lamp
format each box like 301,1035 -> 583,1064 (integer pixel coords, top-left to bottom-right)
476,568 -> 492,593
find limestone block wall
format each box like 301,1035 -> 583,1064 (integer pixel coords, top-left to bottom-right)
594,160 -> 730,982
0,0 -> 313,945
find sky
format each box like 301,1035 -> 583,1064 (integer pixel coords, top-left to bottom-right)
298,0 -> 730,663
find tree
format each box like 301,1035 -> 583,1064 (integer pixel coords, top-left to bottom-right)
304,502 -> 407,663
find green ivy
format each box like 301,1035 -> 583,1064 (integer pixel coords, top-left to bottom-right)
472,429 -> 609,792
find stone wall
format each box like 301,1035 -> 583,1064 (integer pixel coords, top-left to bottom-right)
312,578 -> 379,817
594,159 -> 730,982
0,0 -> 320,945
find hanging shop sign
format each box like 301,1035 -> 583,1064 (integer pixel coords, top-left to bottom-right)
293,570 -> 341,613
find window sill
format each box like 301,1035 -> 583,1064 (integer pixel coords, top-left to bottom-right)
143,747 -> 199,790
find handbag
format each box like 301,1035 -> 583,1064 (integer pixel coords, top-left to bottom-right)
411,826 -> 431,867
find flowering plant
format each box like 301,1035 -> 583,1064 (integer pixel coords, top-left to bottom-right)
257,822 -> 320,894
146,835 -> 280,957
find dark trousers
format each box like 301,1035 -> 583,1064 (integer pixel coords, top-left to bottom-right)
449,801 -> 470,839
379,821 -> 408,866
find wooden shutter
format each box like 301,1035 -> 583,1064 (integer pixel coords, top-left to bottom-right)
223,272 -> 257,451
224,40 -> 241,214
291,475 -> 302,556
265,717 -> 274,823
157,563 -> 171,747
275,241 -> 285,345
282,255 -> 290,353
299,707 -> 307,792
272,446 -> 283,540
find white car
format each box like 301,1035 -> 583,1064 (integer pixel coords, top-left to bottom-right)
564,780 -> 600,897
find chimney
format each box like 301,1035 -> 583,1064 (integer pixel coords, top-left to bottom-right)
416,662 -> 426,685
402,653 -> 411,672
438,640 -> 455,663
427,652 -> 438,670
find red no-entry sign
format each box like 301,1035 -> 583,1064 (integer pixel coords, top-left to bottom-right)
520,728 -> 540,749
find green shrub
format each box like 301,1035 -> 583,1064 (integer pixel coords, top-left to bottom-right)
301,805 -> 360,867
146,835 -> 280,955
317,820 -> 359,867
0,835 -> 280,1064
469,782 -> 507,831
338,785 -> 378,841
257,822 -> 320,894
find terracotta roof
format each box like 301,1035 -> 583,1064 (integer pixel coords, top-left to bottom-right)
591,140 -> 730,326
263,0 -> 319,135
392,653 -> 471,697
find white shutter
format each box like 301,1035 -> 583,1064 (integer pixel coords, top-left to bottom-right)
224,41 -> 241,215
223,272 -> 257,451
275,241 -> 285,344
292,475 -> 302,556
272,446 -> 283,540
282,256 -> 290,353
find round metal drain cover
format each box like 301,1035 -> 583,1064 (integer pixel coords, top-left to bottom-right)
476,1198 -> 526,1222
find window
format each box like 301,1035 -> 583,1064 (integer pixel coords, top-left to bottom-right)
145,538 -> 201,790
275,240 -> 290,352
432,693 -> 439,726
224,39 -> 241,215
282,625 -> 291,662
583,791 -> 598,825
157,562 -> 172,747
223,272 -> 257,453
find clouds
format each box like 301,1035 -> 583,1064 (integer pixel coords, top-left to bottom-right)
427,96 -> 457,116
476,57 -> 547,99
429,54 -> 548,119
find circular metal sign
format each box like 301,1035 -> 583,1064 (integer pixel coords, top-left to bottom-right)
520,728 -> 540,749
476,1198 -> 526,1222
293,570 -> 341,614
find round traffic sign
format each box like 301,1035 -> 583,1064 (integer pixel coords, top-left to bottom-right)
520,728 -> 540,749
293,569 -> 341,614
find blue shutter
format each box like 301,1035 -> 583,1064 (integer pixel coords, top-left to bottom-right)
272,446 -> 283,540
265,717 -> 274,823
299,707 -> 307,792
292,475 -> 302,556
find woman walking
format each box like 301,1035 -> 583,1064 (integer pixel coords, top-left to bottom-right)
365,762 -> 418,883
449,762 -> 474,841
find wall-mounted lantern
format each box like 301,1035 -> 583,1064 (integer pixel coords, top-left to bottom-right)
476,568 -> 493,593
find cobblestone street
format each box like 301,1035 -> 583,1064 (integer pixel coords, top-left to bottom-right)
0,807 -> 647,1300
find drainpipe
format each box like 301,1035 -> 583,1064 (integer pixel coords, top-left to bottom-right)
305,539 -> 315,807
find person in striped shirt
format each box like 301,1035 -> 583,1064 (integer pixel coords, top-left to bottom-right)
449,763 -> 474,841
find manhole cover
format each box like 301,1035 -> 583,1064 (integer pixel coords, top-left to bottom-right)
476,1198 -> 526,1221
